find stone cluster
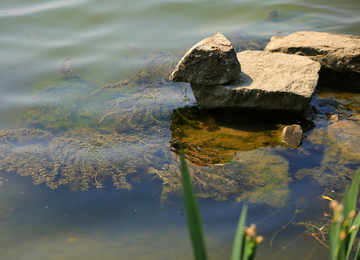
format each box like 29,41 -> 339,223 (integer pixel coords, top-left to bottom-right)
170,31 -> 359,113
169,31 -> 360,147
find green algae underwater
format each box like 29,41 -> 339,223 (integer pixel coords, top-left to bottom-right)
0,37 -> 298,208
1,35 -> 360,214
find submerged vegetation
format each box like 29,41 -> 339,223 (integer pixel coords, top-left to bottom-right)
296,86 -> 360,194
292,87 -> 360,252
0,37 -> 297,207
0,35 -> 360,214
0,125 -> 292,206
181,151 -> 360,260
179,150 -> 263,260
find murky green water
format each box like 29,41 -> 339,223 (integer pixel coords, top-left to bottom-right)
0,0 -> 360,259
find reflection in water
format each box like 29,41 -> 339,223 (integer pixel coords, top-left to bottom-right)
170,106 -> 284,165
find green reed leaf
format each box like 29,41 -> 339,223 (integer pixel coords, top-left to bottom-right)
345,167 -> 360,260
232,204 -> 248,260
348,212 -> 360,260
180,149 -> 208,260
343,167 -> 360,223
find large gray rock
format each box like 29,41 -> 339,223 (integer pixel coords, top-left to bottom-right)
264,31 -> 360,89
190,50 -> 321,113
169,32 -> 241,85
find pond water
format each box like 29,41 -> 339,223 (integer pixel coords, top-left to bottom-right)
0,0 -> 360,259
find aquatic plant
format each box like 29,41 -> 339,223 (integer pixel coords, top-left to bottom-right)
20,52 -> 184,134
1,120 -> 293,207
90,52 -> 183,96
2,46 -> 295,205
293,167 -> 360,258
227,34 -> 270,53
297,86 -> 360,195
179,149 -> 263,260
169,106 -> 292,207
296,114 -> 360,194
1,126 -> 289,207
328,166 -> 360,260
181,147 -> 360,260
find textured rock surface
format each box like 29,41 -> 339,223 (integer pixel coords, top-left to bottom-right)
282,124 -> 303,147
265,31 -> 360,89
328,114 -> 360,157
190,50 -> 321,113
169,32 -> 241,85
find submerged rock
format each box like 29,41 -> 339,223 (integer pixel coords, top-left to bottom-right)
327,114 -> 360,159
169,32 -> 241,85
191,50 -> 321,113
282,124 -> 303,147
296,114 -> 360,191
232,147 -> 291,207
265,31 -> 360,89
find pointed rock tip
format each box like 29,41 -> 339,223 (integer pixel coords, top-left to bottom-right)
213,32 -> 231,46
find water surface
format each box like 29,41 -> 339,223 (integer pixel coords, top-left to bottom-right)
0,0 -> 360,259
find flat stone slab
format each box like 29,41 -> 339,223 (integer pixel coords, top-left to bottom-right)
190,50 -> 321,113
265,31 -> 360,89
169,32 -> 241,85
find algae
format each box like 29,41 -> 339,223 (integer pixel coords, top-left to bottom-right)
0,45 -> 296,207
228,34 -> 271,52
90,52 -> 184,96
296,86 -> 360,193
312,87 -> 360,119
19,76 -> 114,133
296,113 -> 360,193
170,106 -> 284,166
19,52 -> 184,134
150,146 -> 291,207
232,147 -> 291,207
0,126 -> 291,207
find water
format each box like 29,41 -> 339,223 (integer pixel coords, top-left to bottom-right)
0,0 -> 360,259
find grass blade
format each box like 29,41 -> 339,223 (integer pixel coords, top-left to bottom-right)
347,212 -> 360,259
330,220 -> 340,260
355,237 -> 360,260
344,167 -> 360,221
345,167 -> 360,259
180,150 -> 208,260
231,204 -> 248,260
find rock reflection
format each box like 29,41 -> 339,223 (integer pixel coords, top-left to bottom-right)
169,106 -> 285,166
